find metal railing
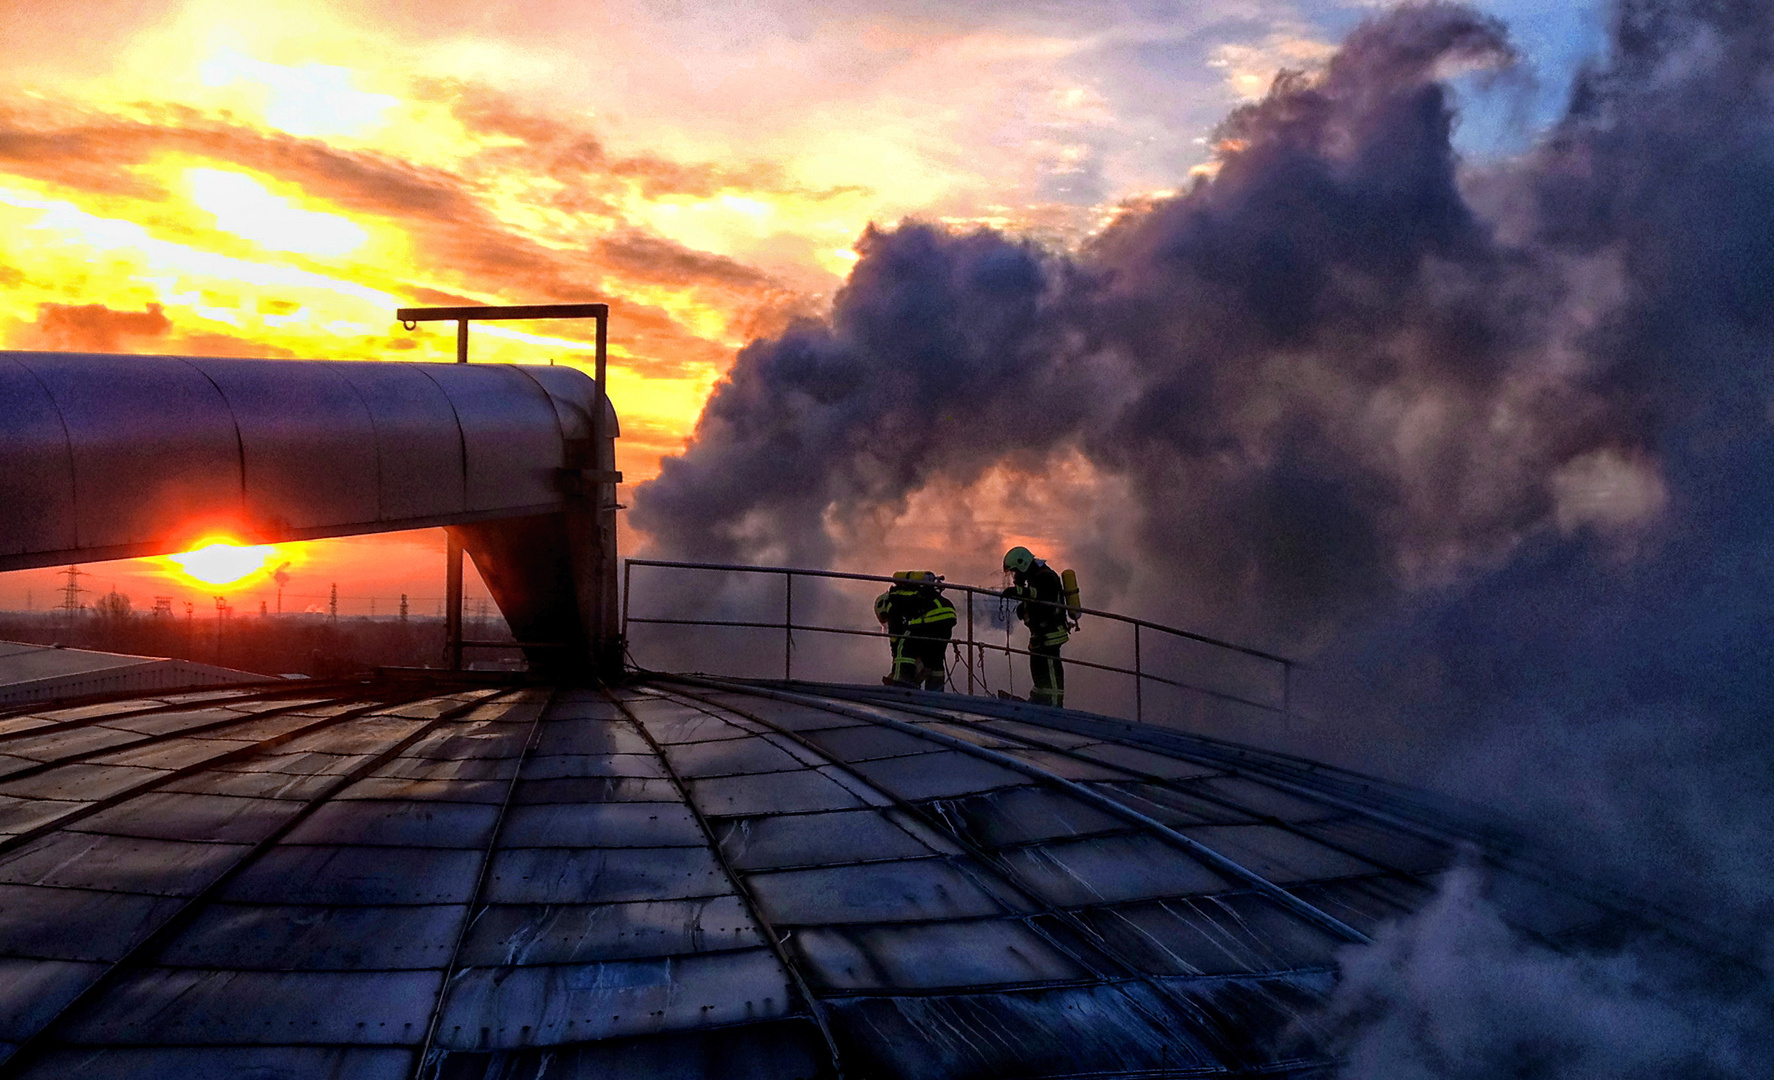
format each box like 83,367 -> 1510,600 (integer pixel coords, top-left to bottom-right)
622,559 -> 1297,725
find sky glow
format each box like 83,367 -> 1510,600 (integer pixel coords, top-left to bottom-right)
0,0 -> 1604,614
162,539 -> 283,588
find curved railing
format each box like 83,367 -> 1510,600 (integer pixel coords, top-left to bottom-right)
621,558 -> 1298,725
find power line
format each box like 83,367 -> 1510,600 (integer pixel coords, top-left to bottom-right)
60,566 -> 87,622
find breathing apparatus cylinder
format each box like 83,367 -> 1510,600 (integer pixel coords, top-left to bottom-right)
1061,568 -> 1082,626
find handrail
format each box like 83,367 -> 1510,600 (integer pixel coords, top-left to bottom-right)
624,616 -> 1283,715
621,557 -> 1297,724
623,557 -> 1294,665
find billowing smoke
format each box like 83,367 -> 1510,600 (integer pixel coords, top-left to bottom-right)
1320,865 -> 1766,1079
632,4 -> 1678,650
633,0 -> 1774,1071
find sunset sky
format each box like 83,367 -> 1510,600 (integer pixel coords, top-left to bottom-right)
0,0 -> 1604,617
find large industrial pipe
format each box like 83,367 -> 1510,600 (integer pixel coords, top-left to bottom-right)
0,351 -> 621,673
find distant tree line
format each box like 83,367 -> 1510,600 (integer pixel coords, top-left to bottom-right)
0,592 -> 521,677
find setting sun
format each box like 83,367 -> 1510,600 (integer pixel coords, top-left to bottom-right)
164,538 -> 281,587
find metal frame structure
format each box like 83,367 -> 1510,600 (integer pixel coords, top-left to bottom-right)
621,558 -> 1296,725
395,304 -> 613,670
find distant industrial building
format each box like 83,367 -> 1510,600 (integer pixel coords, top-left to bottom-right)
0,640 -> 263,705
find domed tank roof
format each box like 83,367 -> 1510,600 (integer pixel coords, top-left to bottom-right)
0,674 -> 1593,1079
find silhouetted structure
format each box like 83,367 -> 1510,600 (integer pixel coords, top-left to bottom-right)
0,351 -> 619,674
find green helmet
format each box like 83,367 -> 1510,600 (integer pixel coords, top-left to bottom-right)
1002,546 -> 1035,574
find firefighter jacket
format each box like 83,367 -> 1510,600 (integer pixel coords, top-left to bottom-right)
874,586 -> 957,641
1007,562 -> 1070,648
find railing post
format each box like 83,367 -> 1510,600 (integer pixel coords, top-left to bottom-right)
965,592 -> 975,695
784,572 -> 793,682
621,559 -> 632,650
1133,622 -> 1142,723
445,530 -> 463,671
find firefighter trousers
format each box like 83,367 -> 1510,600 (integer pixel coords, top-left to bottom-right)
1028,640 -> 1064,707
890,635 -> 949,691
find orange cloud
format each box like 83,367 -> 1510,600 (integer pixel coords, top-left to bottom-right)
31,301 -> 171,352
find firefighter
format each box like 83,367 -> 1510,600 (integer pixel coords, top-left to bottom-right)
873,571 -> 957,690
1002,546 -> 1073,707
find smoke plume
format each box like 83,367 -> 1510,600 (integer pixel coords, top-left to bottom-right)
632,4 -> 1683,649
632,0 -> 1774,1071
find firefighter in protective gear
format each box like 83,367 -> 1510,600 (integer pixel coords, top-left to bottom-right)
874,571 -> 957,690
1002,546 -> 1071,707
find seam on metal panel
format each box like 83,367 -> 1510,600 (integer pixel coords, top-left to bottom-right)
180,359 -> 248,514
0,689 -> 458,861
411,687 -> 553,1079
507,364 -> 575,452
662,676 -> 1371,947
849,703 -> 1433,886
411,366 -> 469,512
7,357 -> 79,550
603,687 -> 847,1080
642,684 -> 1227,1037
0,686 -> 523,1078
0,681 -> 365,740
330,363 -> 388,521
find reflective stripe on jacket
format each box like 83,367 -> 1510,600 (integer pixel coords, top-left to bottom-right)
875,587 -> 956,639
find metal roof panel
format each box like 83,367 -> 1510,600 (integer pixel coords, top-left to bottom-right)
498,803 -> 704,849
20,1047 -> 413,1080
511,778 -> 682,805
458,896 -> 762,966
283,800 -> 501,849
160,903 -> 466,971
222,846 -> 483,905
0,957 -> 106,1041
69,792 -> 297,844
1099,892 -> 1345,976
923,786 -> 1125,848
663,737 -> 809,779
847,751 -> 1028,801
793,918 -> 1087,992
335,778 -> 510,804
1176,825 -> 1382,884
0,795 -> 87,836
422,1018 -> 824,1080
60,967 -> 442,1045
0,833 -> 247,897
994,834 -> 1232,907
0,884 -> 182,963
433,948 -> 793,1049
687,771 -> 866,817
485,847 -> 731,906
532,721 -> 653,757
746,858 -> 1014,926
521,754 -> 669,781
715,810 -> 931,871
